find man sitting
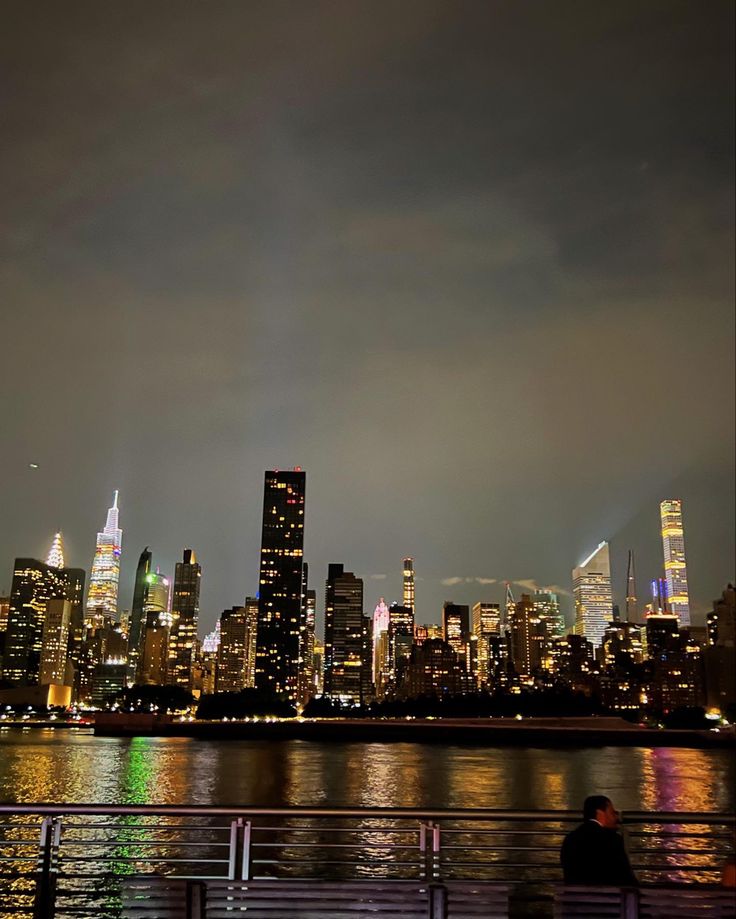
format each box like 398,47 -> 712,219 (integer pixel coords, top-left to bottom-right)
560,795 -> 638,886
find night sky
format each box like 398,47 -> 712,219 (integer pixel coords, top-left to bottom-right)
1,1 -> 733,634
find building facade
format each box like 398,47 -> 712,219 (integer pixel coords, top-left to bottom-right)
254,469 -> 306,702
572,541 -> 614,647
86,491 -> 123,622
168,549 -> 201,689
323,564 -> 365,703
2,558 -> 69,684
403,558 -> 415,614
127,547 -> 152,672
471,602 -> 501,688
660,499 -> 691,627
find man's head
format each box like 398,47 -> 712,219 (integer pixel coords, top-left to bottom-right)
583,795 -> 621,829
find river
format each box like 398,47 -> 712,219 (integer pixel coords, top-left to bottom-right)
0,728 -> 733,812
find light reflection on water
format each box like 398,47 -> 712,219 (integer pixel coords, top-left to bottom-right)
0,731 -> 733,813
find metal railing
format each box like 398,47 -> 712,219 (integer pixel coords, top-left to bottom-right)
0,804 -> 733,917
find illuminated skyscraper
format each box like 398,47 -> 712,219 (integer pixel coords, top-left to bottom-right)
136,568 -> 171,684
86,491 -> 122,621
572,541 -> 614,648
533,590 -> 564,640
217,605 -> 248,692
39,598 -> 71,685
244,596 -> 259,688
442,602 -> 470,660
143,569 -> 171,626
403,558 -> 415,614
168,549 -> 201,689
1,558 -> 67,684
388,603 -> 414,685
372,598 -> 390,683
471,602 -> 501,687
660,499 -> 691,627
297,564 -> 316,704
625,549 -> 639,622
324,564 -> 365,703
255,469 -> 306,702
508,593 -> 543,676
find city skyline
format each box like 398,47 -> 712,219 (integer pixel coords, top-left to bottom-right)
0,482 -> 730,638
1,2 -> 733,638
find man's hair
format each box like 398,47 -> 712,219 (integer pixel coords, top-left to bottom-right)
583,795 -> 611,821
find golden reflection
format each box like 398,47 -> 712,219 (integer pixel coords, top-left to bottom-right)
350,744 -> 423,808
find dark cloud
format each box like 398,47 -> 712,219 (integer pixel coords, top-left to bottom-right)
1,1 -> 733,629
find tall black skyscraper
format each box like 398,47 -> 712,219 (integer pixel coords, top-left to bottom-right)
254,468 -> 306,702
128,547 -> 152,668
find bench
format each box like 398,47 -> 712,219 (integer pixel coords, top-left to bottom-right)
553,886 -> 736,919
121,877 -> 510,918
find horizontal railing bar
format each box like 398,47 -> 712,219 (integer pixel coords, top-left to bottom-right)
251,844 -> 418,852
59,853 -> 230,867
250,858 -> 422,866
56,840 -> 231,849
250,826 -> 421,834
1,804 -> 731,823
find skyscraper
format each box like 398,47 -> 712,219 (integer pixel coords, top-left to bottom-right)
297,564 -> 316,705
255,469 -> 306,702
323,564 -> 365,703
143,570 -> 171,627
217,605 -> 249,692
39,598 -> 72,685
572,541 -> 614,648
388,603 -> 414,686
136,569 -> 171,684
127,547 -> 152,670
660,499 -> 691,627
442,602 -> 470,661
625,549 -> 639,622
1,558 -> 67,684
372,598 -> 390,684
243,596 -> 259,689
86,491 -> 122,622
403,558 -> 415,614
471,602 -> 501,688
508,593 -> 543,676
533,590 -> 564,640
168,549 -> 201,689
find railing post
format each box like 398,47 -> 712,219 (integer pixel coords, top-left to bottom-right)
241,821 -> 252,880
622,888 -> 639,919
428,883 -> 447,919
419,822 -> 428,880
34,815 -> 61,919
228,817 -> 243,880
431,822 -> 441,880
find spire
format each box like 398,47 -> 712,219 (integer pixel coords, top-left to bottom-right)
503,582 -> 515,632
46,532 -> 65,569
625,550 -> 638,622
104,490 -> 121,535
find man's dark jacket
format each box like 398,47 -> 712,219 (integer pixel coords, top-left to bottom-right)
560,820 -> 638,886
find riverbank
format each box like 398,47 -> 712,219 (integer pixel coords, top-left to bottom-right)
89,714 -> 736,747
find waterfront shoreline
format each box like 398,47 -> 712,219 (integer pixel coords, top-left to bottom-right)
83,715 -> 735,748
